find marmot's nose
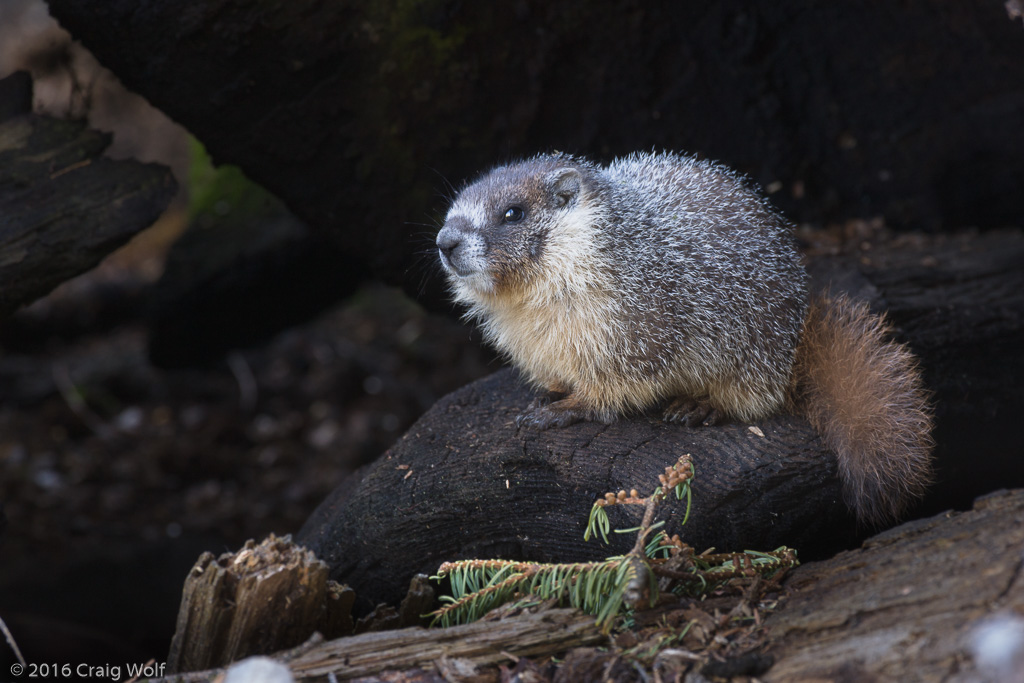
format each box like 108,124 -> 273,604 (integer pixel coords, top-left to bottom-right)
437,215 -> 472,258
436,227 -> 463,259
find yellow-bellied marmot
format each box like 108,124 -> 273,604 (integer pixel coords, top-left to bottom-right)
436,151 -> 933,524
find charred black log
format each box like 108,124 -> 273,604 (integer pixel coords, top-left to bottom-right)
0,71 -> 176,319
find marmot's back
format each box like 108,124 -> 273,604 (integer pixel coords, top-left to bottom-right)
602,153 -> 808,420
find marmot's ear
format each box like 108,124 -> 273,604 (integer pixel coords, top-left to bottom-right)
545,168 -> 581,207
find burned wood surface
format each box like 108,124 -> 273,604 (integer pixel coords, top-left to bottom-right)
298,368 -> 848,613
0,71 -> 176,319
299,228 -> 1024,611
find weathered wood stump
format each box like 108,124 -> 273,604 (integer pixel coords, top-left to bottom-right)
167,535 -> 354,673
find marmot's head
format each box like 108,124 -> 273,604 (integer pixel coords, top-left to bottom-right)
437,154 -> 603,299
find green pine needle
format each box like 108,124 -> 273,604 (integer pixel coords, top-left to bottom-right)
428,456 -> 797,632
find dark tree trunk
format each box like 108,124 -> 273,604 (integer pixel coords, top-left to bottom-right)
43,1 -> 1024,306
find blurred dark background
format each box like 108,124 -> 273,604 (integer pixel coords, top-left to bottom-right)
1,0 -> 1022,672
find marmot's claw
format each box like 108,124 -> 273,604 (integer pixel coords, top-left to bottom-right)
699,408 -> 723,427
663,398 -> 722,428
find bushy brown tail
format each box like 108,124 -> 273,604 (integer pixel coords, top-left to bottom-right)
792,294 -> 934,525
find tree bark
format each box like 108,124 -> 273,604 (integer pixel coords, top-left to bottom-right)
0,71 -> 176,318
763,488 -> 1024,682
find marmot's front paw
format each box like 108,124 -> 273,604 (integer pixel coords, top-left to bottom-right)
516,396 -> 601,430
662,397 -> 722,428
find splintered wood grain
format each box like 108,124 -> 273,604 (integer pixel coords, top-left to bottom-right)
288,608 -> 605,680
152,608 -> 605,682
167,535 -> 354,673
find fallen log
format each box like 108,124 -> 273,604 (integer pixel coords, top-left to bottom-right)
299,368 -> 849,614
0,71 -> 176,319
764,488 -> 1024,681
157,607 -> 606,682
289,607 -> 605,681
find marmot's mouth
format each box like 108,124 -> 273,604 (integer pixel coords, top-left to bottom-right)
439,249 -> 476,278
437,220 -> 490,279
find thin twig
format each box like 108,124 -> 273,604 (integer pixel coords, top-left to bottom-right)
723,575 -> 763,626
0,614 -> 26,668
629,495 -> 662,556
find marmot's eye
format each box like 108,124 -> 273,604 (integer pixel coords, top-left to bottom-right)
503,206 -> 525,223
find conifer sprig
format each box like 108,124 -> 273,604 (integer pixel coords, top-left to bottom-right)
427,453 -> 797,631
